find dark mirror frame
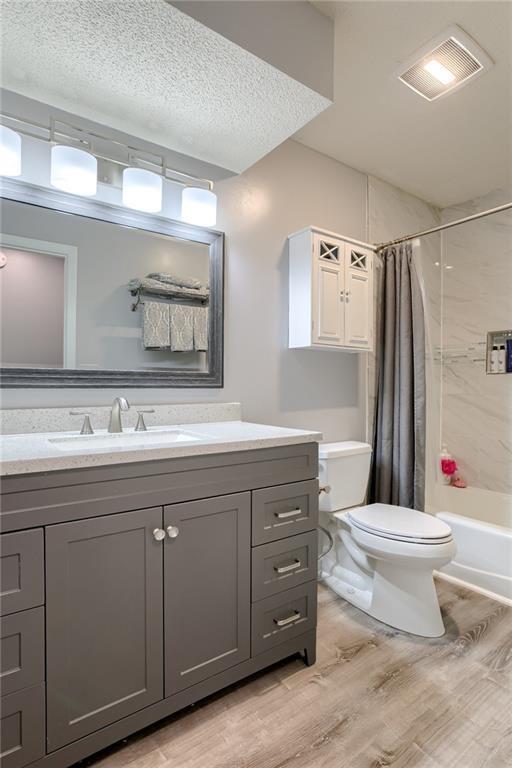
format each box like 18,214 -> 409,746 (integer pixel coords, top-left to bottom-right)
0,179 -> 224,389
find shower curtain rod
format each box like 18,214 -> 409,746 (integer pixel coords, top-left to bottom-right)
375,201 -> 512,251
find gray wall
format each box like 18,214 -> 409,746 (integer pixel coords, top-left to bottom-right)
1,139 -> 437,445
0,248 -> 64,367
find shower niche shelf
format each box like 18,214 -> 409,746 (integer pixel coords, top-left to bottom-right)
486,329 -> 512,374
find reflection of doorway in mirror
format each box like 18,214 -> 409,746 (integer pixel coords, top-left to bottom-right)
0,234 -> 77,368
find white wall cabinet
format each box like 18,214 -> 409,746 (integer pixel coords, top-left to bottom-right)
289,227 -> 373,352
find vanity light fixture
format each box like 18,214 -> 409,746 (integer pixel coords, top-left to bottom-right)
0,125 -> 22,177
122,167 -> 163,213
1,112 -> 219,223
181,185 -> 217,227
50,145 -> 97,196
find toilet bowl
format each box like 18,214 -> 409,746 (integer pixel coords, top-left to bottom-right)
319,443 -> 456,637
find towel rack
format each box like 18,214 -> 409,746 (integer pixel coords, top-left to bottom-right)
129,286 -> 209,312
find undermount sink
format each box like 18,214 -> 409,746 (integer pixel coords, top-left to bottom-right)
48,427 -> 211,452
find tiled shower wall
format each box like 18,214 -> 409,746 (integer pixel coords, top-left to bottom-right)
441,187 -> 512,496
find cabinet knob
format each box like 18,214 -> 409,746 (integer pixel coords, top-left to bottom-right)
153,528 -> 166,541
166,525 -> 180,539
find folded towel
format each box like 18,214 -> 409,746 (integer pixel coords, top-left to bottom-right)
193,306 -> 209,352
147,272 -> 203,291
129,277 -> 209,301
169,304 -> 194,352
142,302 -> 170,349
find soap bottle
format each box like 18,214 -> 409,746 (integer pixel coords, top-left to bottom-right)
490,345 -> 499,373
440,445 -> 456,485
497,344 -> 506,373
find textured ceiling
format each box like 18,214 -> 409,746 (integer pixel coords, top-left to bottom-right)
299,1 -> 512,208
0,0 -> 331,174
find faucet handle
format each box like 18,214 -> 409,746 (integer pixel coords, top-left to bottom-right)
69,411 -> 94,435
135,409 -> 155,432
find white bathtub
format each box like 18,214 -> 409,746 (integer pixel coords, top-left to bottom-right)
436,487 -> 512,603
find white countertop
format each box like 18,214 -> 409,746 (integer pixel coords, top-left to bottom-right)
0,421 -> 322,476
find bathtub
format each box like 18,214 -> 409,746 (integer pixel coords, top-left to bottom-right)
436,486 -> 512,604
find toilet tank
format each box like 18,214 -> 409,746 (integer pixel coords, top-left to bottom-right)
319,441 -> 373,513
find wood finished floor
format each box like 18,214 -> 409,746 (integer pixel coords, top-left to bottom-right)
81,580 -> 512,768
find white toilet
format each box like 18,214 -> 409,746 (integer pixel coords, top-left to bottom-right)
319,441 -> 456,638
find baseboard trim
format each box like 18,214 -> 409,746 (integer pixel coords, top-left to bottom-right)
434,570 -> 512,607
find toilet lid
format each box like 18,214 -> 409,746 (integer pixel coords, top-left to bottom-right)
347,504 -> 453,543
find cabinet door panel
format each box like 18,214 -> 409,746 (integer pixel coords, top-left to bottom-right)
314,263 -> 343,345
164,493 -> 250,696
345,269 -> 372,348
46,507 -> 163,751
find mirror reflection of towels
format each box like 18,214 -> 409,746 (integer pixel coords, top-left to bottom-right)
143,302 -> 170,349
169,304 -> 194,352
193,306 -> 209,352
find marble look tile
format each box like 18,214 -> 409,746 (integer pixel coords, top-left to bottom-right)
368,176 -> 440,243
440,188 -> 512,497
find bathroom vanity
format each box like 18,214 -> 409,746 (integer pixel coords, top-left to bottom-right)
0,421 -> 320,768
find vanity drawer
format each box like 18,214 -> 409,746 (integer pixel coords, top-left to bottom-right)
252,480 -> 318,545
252,530 -> 318,602
251,581 -> 317,656
1,607 -> 45,697
0,530 -> 44,617
0,684 -> 46,768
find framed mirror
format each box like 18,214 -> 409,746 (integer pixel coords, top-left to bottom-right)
0,179 -> 223,388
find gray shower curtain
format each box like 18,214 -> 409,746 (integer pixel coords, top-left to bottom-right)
369,242 -> 426,511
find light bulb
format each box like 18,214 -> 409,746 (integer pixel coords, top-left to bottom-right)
424,59 -> 456,85
122,168 -> 163,213
0,125 -> 22,177
181,186 -> 217,227
50,145 -> 97,196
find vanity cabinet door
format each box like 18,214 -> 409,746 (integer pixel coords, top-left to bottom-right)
164,493 -> 251,696
45,507 -> 164,751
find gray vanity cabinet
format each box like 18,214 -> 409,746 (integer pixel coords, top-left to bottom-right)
0,442 -> 318,768
164,493 -> 251,695
45,507 -> 164,751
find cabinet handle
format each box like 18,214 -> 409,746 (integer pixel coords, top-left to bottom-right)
274,611 -> 301,627
166,525 -> 180,539
275,508 -> 302,519
274,559 -> 301,574
339,290 -> 345,301
153,528 -> 166,541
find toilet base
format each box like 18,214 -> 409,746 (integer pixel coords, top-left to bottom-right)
322,563 -> 446,638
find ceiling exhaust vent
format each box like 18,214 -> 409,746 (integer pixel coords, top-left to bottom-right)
397,25 -> 493,101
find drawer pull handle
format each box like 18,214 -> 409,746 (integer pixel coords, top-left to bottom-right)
274,611 -> 301,627
275,508 -> 302,519
274,559 -> 301,574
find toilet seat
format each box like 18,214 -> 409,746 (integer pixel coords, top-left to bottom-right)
347,503 -> 453,545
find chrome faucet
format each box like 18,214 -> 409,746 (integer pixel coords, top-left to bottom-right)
108,397 -> 130,433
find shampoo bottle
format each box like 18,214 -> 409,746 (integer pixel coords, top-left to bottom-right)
490,345 -> 499,373
497,344 -> 506,373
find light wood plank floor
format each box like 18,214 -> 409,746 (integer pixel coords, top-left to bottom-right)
82,580 -> 512,768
